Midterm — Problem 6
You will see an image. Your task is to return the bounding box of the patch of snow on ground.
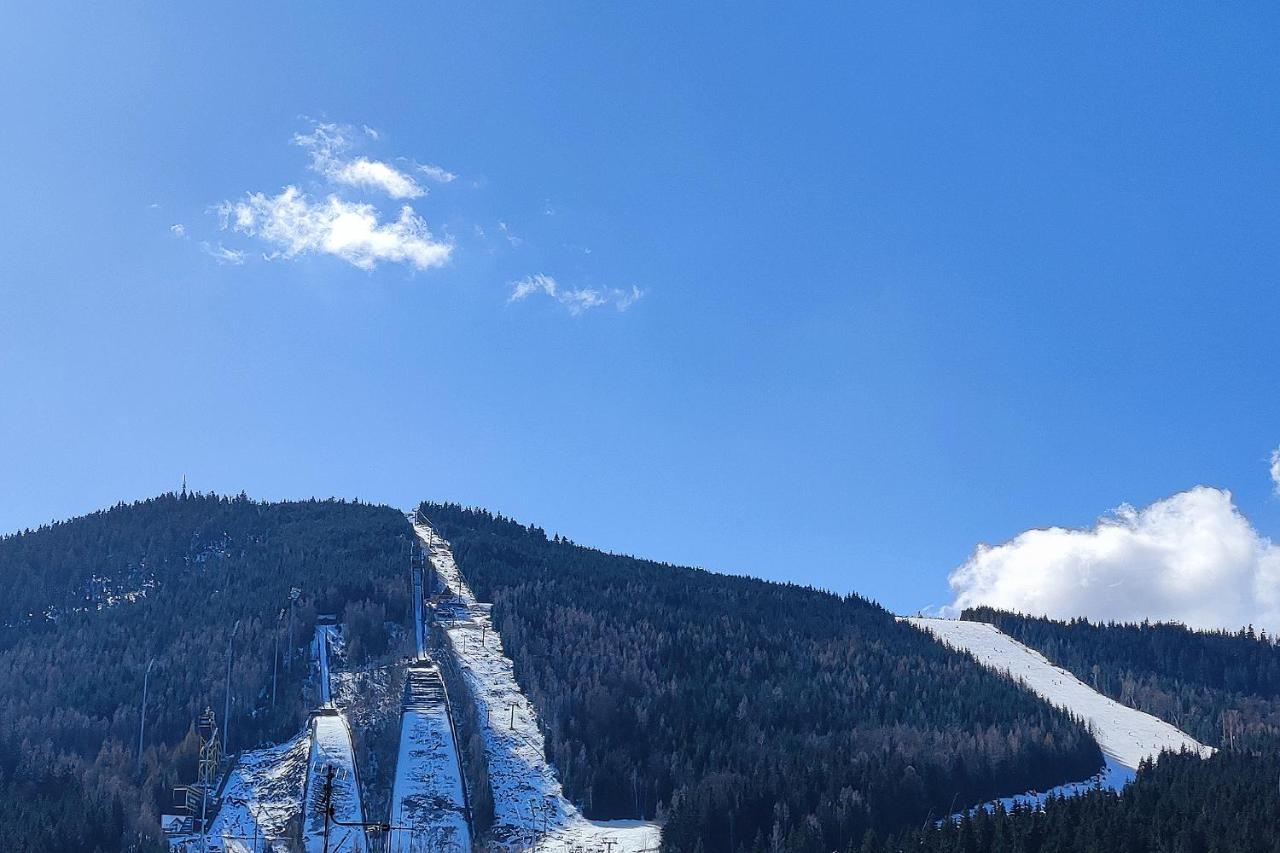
[904,617,1212,814]
[412,522,661,853]
[207,730,310,852]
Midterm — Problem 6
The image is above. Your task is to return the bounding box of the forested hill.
[963,607,1280,748]
[421,502,1103,853]
[0,493,414,851]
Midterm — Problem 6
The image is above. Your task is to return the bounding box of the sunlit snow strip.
[904,617,1211,814]
[411,522,662,853]
[413,519,477,604]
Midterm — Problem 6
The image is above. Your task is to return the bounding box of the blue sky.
[1,3,1278,618]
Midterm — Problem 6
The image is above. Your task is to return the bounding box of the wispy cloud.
[169,224,186,238]
[944,486,1280,633]
[497,221,523,247]
[294,122,424,200]
[418,163,458,184]
[201,242,246,265]
[508,273,644,316]
[218,187,451,272]
[1270,447,1280,495]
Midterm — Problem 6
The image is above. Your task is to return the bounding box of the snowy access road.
[389,662,472,853]
[905,617,1212,810]
[411,521,661,853]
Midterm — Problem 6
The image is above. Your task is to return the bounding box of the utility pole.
[322,765,334,853]
[320,763,390,852]
[137,657,156,772]
[223,619,241,754]
[272,608,284,708]
[286,586,301,671]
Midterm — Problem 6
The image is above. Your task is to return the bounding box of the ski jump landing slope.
[412,519,661,853]
[905,617,1212,810]
[389,662,472,853]
[301,623,368,853]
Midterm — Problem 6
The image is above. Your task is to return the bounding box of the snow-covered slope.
[905,617,1212,810]
[413,520,661,853]
[389,661,472,852]
[413,519,476,604]
[207,731,310,852]
[302,713,368,853]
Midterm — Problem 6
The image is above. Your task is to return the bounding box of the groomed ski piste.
[413,519,662,853]
[904,617,1213,814]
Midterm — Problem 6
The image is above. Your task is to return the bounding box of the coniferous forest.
[886,743,1280,853]
[6,494,1280,852]
[421,503,1103,853]
[0,493,413,851]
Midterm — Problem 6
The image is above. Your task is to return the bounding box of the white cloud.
[219,186,452,272]
[169,223,186,238]
[201,242,246,265]
[329,157,424,199]
[1270,447,1280,495]
[507,273,644,316]
[497,221,523,247]
[944,486,1280,633]
[418,163,458,183]
[294,122,424,199]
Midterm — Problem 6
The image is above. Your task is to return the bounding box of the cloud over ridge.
[945,485,1280,634]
